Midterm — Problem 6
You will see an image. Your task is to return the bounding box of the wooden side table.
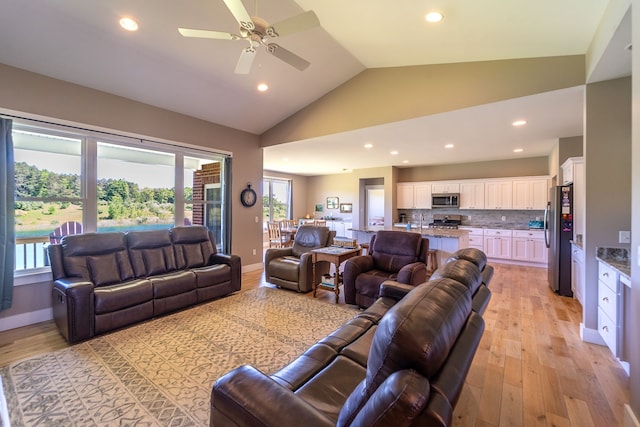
[311,246,361,303]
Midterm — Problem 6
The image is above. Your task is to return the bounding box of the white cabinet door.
[343,222,353,238]
[333,222,346,237]
[484,236,511,259]
[512,178,548,210]
[571,245,584,306]
[431,182,460,194]
[397,182,431,208]
[511,230,547,263]
[414,183,432,208]
[484,180,513,209]
[397,183,415,209]
[459,182,485,209]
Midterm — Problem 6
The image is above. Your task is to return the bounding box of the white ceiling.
[0,0,631,176]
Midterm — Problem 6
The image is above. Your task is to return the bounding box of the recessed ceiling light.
[257,83,269,92]
[445,143,454,149]
[390,150,399,155]
[425,12,444,23]
[364,143,373,149]
[513,148,524,153]
[512,120,527,127]
[119,17,139,32]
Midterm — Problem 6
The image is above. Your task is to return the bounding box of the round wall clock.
[240,184,257,207]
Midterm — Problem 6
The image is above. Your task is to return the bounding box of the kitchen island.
[350,226,470,266]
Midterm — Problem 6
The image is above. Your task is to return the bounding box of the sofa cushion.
[61,232,135,281]
[126,229,177,277]
[150,270,196,298]
[370,231,422,273]
[171,226,217,269]
[143,248,168,276]
[94,279,153,314]
[192,264,231,288]
[87,254,121,286]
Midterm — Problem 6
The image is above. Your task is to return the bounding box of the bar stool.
[360,243,369,256]
[428,249,438,274]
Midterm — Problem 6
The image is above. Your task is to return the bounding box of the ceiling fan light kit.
[179,0,319,74]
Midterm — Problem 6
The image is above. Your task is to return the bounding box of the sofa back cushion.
[448,248,488,271]
[338,278,471,424]
[127,229,177,277]
[291,226,332,258]
[60,232,135,285]
[171,226,216,268]
[370,231,422,273]
[430,258,483,295]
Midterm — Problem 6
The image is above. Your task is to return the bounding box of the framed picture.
[315,203,324,213]
[326,197,339,209]
[339,203,353,213]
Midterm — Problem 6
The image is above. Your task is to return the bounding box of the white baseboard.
[0,307,53,332]
[580,323,606,345]
[625,404,640,427]
[242,262,263,273]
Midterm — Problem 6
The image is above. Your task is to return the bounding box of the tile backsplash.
[398,208,545,229]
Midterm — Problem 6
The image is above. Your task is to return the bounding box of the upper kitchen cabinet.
[431,182,460,194]
[512,177,548,210]
[459,181,485,209]
[562,157,585,239]
[484,180,513,210]
[562,157,583,185]
[397,182,432,209]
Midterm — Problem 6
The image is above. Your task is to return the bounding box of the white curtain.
[0,118,15,310]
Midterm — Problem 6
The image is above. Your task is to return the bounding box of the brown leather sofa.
[48,225,241,343]
[210,254,491,427]
[342,230,429,308]
[264,225,335,293]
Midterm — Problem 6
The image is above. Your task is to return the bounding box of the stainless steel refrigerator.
[544,185,573,297]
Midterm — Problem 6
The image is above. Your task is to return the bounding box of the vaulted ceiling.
[0,1,631,175]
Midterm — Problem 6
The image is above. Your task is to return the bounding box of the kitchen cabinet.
[397,182,431,209]
[483,228,512,259]
[512,230,547,263]
[512,177,548,210]
[459,182,485,209]
[431,182,460,194]
[326,220,353,238]
[571,244,584,306]
[460,227,484,250]
[484,180,513,209]
[598,261,622,357]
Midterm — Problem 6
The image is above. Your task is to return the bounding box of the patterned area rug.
[1,288,359,426]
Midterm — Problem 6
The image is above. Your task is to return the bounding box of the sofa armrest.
[396,262,428,285]
[264,248,294,279]
[52,278,95,343]
[210,253,242,290]
[379,280,417,301]
[211,365,334,427]
[342,256,375,304]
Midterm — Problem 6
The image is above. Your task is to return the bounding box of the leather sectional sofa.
[210,248,492,427]
[48,225,241,343]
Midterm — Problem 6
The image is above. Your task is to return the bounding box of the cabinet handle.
[603,272,609,278]
[602,326,609,332]
[602,297,609,302]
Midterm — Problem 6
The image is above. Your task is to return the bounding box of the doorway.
[366,185,385,226]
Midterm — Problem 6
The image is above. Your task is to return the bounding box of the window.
[12,121,230,274]
[263,178,291,226]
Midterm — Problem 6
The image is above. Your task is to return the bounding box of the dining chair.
[267,221,292,248]
[314,219,326,226]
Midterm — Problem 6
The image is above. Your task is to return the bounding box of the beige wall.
[261,56,585,146]
[629,0,639,416]
[583,77,632,344]
[397,156,549,182]
[0,63,265,323]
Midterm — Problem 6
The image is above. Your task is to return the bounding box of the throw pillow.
[87,253,121,286]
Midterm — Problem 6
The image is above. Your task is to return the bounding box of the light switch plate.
[619,230,631,244]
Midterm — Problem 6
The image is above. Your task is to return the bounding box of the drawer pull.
[602,297,609,302]
[602,326,609,332]
[603,272,609,278]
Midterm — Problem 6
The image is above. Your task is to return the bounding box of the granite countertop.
[350,226,469,239]
[462,224,535,230]
[570,240,584,250]
[596,246,630,279]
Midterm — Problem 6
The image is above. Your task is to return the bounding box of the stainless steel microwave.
[431,193,460,208]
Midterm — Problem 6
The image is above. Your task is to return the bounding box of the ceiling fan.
[178,0,320,74]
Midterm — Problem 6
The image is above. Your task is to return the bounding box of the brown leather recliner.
[342,231,429,308]
[264,225,335,293]
[210,276,484,427]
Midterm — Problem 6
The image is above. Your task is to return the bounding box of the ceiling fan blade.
[235,47,256,74]
[178,28,238,40]
[266,43,310,71]
[223,0,254,31]
[268,10,320,38]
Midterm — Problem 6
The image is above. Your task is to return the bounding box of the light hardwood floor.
[0,264,630,426]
